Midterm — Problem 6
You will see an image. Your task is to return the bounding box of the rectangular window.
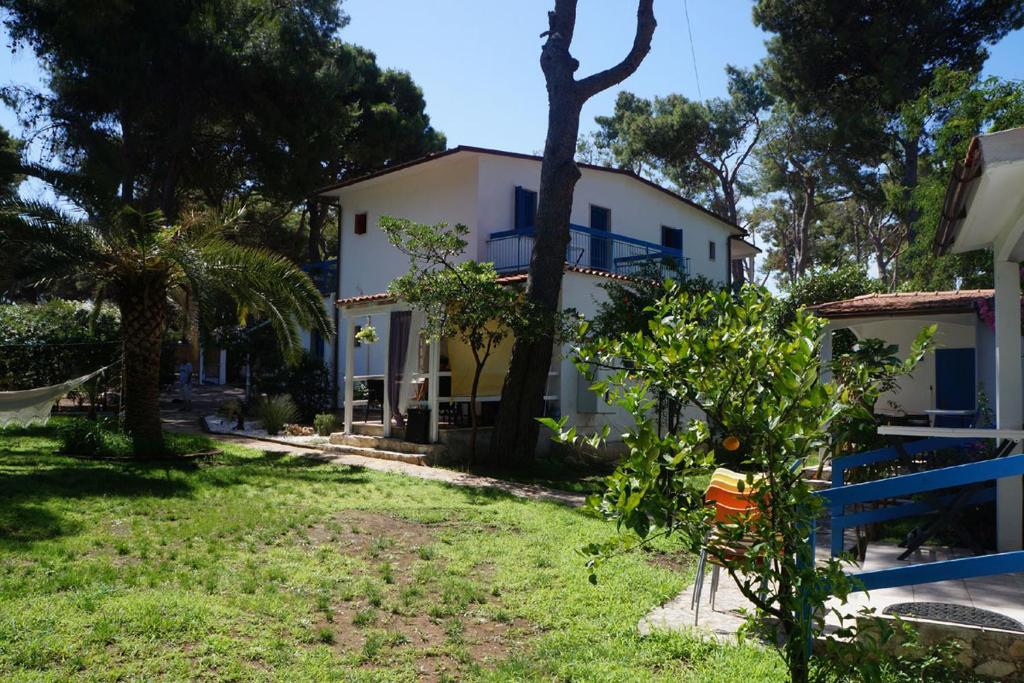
[514,186,537,230]
[661,226,682,251]
[354,212,368,235]
[708,240,717,261]
[590,205,611,270]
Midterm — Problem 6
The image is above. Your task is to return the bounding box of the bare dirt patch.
[305,510,534,681]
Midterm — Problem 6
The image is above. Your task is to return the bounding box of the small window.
[354,212,368,235]
[514,187,537,230]
[708,240,717,261]
[661,226,682,251]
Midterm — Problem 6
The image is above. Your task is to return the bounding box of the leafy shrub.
[59,418,129,457]
[217,400,243,421]
[256,352,332,422]
[256,395,299,435]
[313,413,338,436]
[0,300,120,392]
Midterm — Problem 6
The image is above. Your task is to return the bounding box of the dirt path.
[160,387,585,507]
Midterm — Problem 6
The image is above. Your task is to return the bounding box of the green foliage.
[255,394,299,436]
[380,217,534,460]
[0,0,444,246]
[594,67,772,224]
[773,264,884,332]
[256,352,333,423]
[0,300,121,391]
[829,331,935,459]
[313,413,338,437]
[59,418,127,458]
[898,69,1024,290]
[545,285,931,683]
[354,324,379,345]
[590,261,717,340]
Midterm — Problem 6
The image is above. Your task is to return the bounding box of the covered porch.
[338,294,558,447]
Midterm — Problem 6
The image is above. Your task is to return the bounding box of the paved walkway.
[160,385,585,507]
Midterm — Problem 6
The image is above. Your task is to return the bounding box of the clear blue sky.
[2,1,1024,158]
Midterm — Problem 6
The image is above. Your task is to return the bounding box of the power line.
[683,0,703,100]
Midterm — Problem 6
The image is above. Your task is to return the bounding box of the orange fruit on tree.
[723,436,740,451]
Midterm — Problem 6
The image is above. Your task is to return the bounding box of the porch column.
[343,314,355,434]
[994,258,1024,551]
[820,322,833,384]
[428,337,440,443]
[380,313,392,437]
[218,349,228,385]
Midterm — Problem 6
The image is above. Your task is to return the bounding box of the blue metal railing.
[302,259,337,296]
[815,438,1024,592]
[825,437,985,557]
[486,224,689,277]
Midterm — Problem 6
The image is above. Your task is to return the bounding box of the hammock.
[0,365,114,428]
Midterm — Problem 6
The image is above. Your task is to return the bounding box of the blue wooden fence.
[818,438,1024,592]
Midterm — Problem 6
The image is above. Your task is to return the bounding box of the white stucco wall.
[474,153,735,283]
[834,313,980,415]
[329,148,739,427]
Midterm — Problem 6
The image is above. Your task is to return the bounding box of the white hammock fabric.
[0,365,113,428]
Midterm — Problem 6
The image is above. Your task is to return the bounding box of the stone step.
[351,423,385,437]
[323,443,432,466]
[328,432,439,456]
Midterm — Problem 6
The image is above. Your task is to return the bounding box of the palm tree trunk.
[118,276,168,456]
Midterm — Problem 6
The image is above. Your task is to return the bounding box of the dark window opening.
[514,186,537,230]
[590,205,611,270]
[708,240,717,261]
[661,226,683,251]
[354,212,368,235]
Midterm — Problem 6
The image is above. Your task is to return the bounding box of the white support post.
[218,349,227,385]
[343,315,355,434]
[820,322,833,384]
[428,337,440,443]
[381,314,392,437]
[994,258,1024,552]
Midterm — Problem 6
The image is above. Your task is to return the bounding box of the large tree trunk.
[118,274,169,456]
[489,0,656,465]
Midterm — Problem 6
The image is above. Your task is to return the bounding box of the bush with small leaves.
[313,413,338,436]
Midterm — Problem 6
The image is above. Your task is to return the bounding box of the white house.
[813,290,998,423]
[310,145,757,451]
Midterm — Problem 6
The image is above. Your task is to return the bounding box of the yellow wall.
[447,327,514,397]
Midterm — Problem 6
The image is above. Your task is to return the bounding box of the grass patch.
[0,422,788,681]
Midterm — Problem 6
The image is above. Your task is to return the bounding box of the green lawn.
[0,423,785,682]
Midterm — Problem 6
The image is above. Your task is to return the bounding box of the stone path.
[160,387,585,508]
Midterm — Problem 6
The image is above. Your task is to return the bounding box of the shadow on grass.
[0,427,371,548]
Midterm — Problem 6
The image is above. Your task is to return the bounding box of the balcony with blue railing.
[485,224,689,277]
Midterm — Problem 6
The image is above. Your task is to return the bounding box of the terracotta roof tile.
[336,266,632,308]
[812,290,993,318]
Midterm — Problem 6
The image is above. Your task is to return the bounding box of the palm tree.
[2,202,332,455]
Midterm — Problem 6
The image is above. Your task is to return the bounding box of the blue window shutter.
[514,187,537,230]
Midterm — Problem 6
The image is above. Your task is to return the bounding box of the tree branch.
[575,0,656,101]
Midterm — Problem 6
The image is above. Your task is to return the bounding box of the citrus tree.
[544,284,931,682]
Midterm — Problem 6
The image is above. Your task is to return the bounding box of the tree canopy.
[0,0,444,260]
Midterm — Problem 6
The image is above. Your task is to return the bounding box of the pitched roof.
[312,145,744,235]
[811,290,992,319]
[336,265,633,308]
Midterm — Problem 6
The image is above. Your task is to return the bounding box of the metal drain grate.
[883,602,1024,632]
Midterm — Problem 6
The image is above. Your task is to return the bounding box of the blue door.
[590,206,611,271]
[935,348,975,423]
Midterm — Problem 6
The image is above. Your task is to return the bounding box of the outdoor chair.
[692,468,766,625]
